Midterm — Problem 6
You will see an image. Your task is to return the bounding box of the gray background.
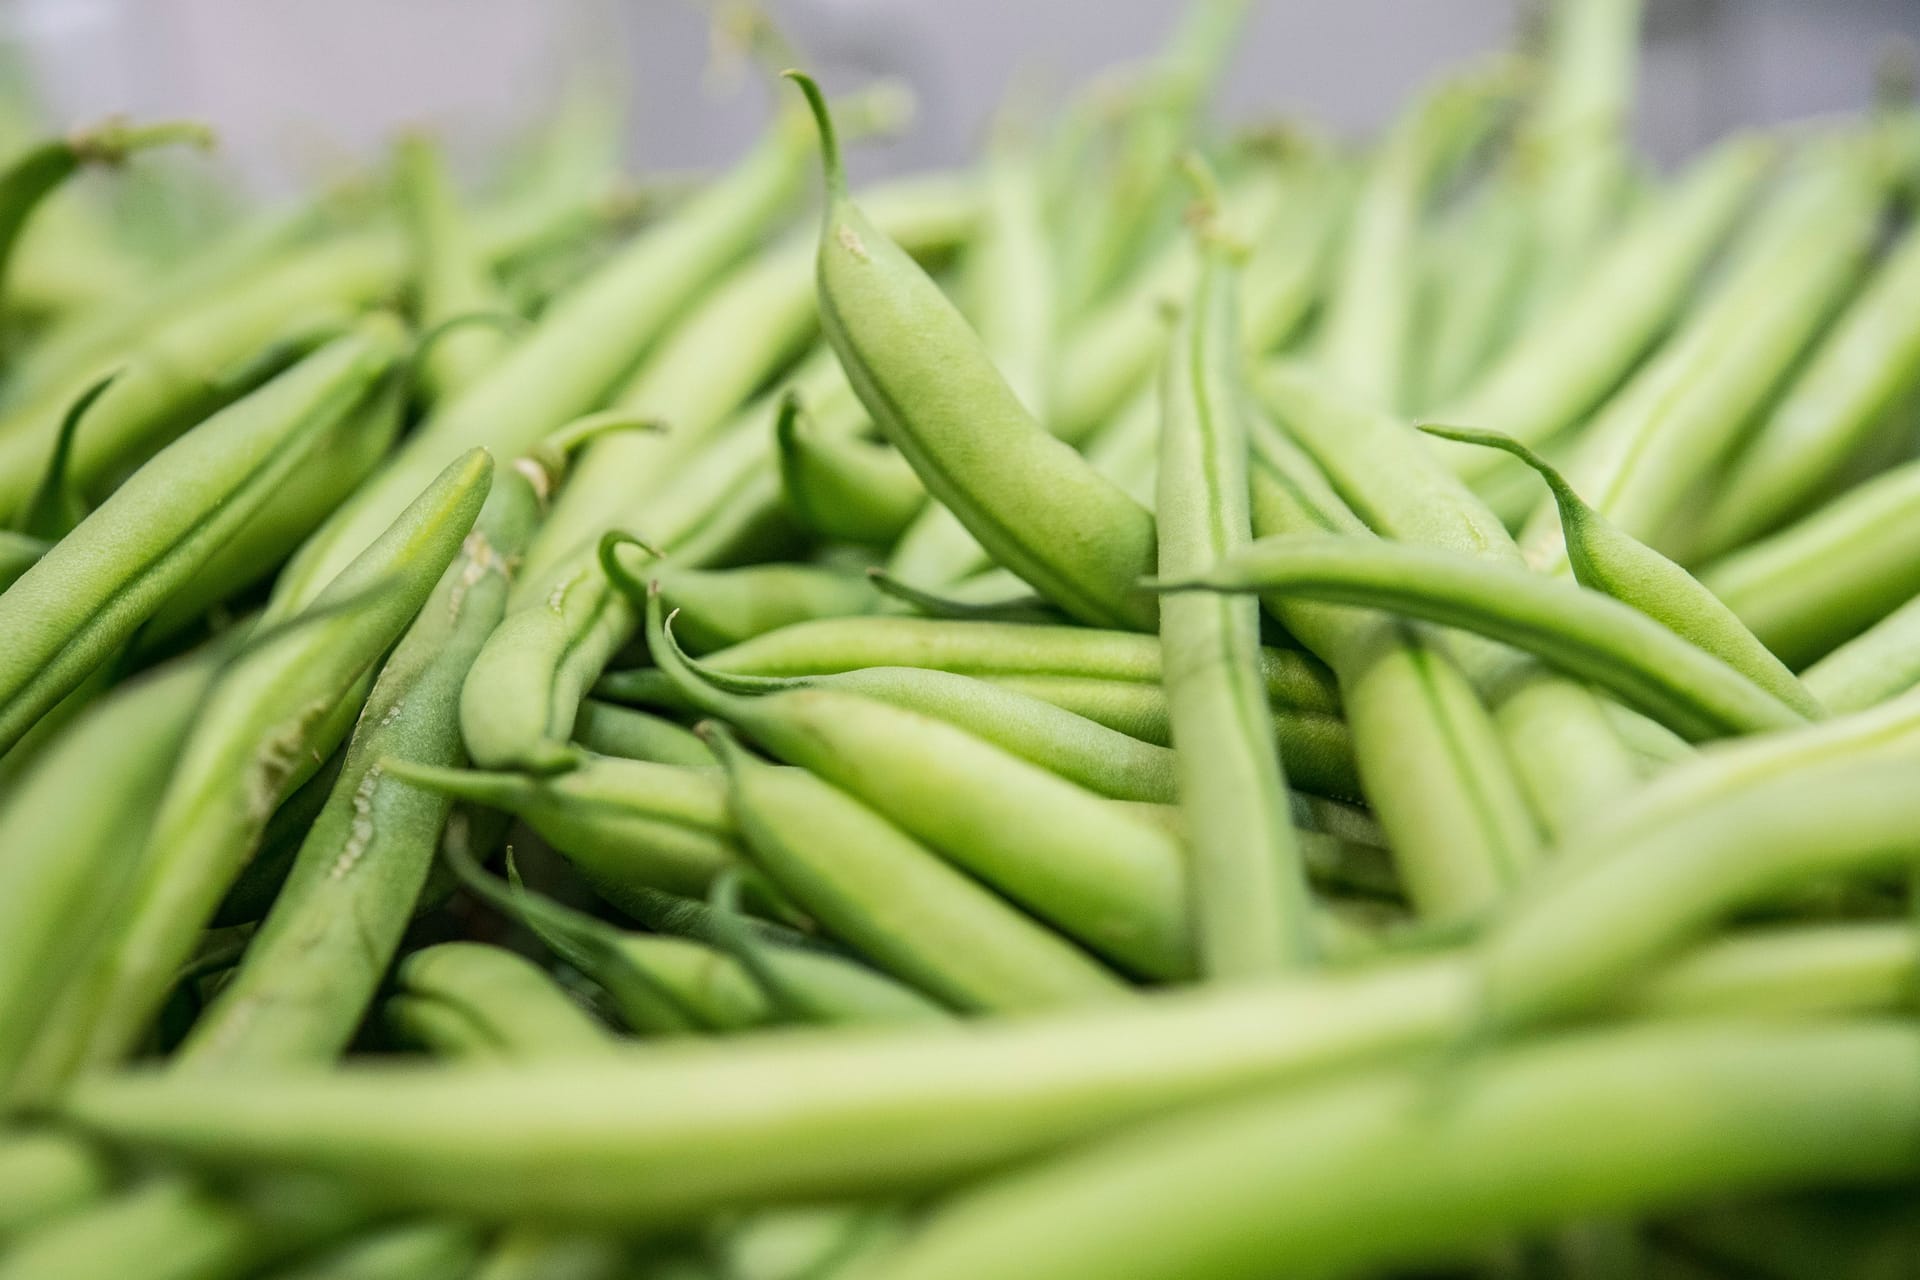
[8,0,1920,193]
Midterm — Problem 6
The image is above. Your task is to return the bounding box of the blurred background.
[5,0,1919,196]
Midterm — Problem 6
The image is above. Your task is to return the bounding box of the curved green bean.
[1154,533,1810,740]
[793,72,1159,630]
[58,449,492,1078]
[774,391,921,545]
[708,725,1128,1010]
[1424,422,1819,716]
[642,579,1192,978]
[0,318,402,755]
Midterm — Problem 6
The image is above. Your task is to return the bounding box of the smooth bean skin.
[1159,534,1809,742]
[795,74,1160,631]
[0,236,402,525]
[1156,219,1316,975]
[1425,135,1774,487]
[1702,456,1920,668]
[0,1175,360,1280]
[594,931,945,1034]
[657,562,882,654]
[710,728,1129,1012]
[274,106,816,611]
[0,646,217,1099]
[1523,142,1886,567]
[1259,360,1644,839]
[54,927,1912,1228]
[136,383,404,647]
[0,318,403,756]
[458,353,851,774]
[1246,442,1537,917]
[262,1220,483,1280]
[775,391,922,546]
[179,466,541,1068]
[62,450,493,1078]
[571,699,710,765]
[0,1131,116,1242]
[1801,591,1920,712]
[647,587,1194,978]
[1316,62,1516,410]
[595,665,1360,799]
[386,943,617,1060]
[1477,757,1920,1033]
[395,134,515,404]
[856,1024,1920,1280]
[1425,423,1819,717]
[624,614,1341,713]
[385,757,742,908]
[1696,208,1920,555]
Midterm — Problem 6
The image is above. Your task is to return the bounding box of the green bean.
[0,318,402,755]
[643,581,1192,978]
[178,464,540,1067]
[521,160,969,590]
[866,569,1061,626]
[775,391,922,545]
[571,698,709,765]
[0,236,400,523]
[1697,224,1920,554]
[0,643,218,1099]
[272,105,816,611]
[605,613,1340,713]
[0,1131,115,1241]
[385,942,616,1060]
[793,72,1159,631]
[1423,135,1773,489]
[452,843,943,1031]
[1155,534,1810,741]
[1621,922,1919,1021]
[1523,141,1887,565]
[56,927,1913,1227]
[1701,456,1920,667]
[471,1230,628,1280]
[1407,180,1531,413]
[0,1174,361,1280]
[0,118,210,328]
[1056,0,1252,312]
[707,725,1128,1010]
[877,123,1067,592]
[1425,422,1820,716]
[658,560,882,654]
[1801,591,1920,712]
[1315,61,1516,410]
[1247,430,1539,915]
[137,378,403,647]
[457,349,855,773]
[857,1023,1920,1280]
[1258,362,1654,835]
[1518,0,1643,311]
[395,134,514,403]
[1156,186,1316,975]
[384,756,742,908]
[1478,756,1920,1032]
[263,1221,483,1280]
[50,449,491,1079]
[1047,155,1324,451]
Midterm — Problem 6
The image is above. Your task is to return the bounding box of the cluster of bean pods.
[4,0,1920,1276]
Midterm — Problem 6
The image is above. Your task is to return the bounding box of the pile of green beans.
[8,2,1920,1275]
